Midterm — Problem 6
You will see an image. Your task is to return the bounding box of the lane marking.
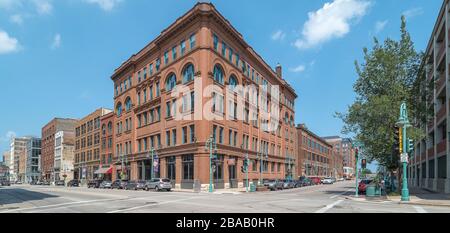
[330,189,354,199]
[0,198,119,213]
[107,196,201,213]
[315,200,343,213]
[413,205,427,213]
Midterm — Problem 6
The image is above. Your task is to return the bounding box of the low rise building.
[54,131,75,182]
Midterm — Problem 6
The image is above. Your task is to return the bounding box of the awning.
[94,167,113,174]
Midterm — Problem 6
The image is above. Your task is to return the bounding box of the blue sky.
[0,0,443,170]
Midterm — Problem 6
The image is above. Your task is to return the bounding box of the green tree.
[336,16,428,186]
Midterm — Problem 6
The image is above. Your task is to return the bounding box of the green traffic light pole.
[355,149,359,197]
[241,144,249,193]
[150,147,155,180]
[397,102,410,202]
[205,136,216,193]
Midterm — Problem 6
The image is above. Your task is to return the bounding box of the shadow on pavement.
[0,188,58,206]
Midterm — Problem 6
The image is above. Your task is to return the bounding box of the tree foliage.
[337,16,426,171]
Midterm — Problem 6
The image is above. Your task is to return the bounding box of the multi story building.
[110,2,297,190]
[409,0,450,193]
[296,124,334,178]
[74,108,112,182]
[323,136,346,179]
[54,131,75,182]
[9,137,29,182]
[342,138,356,170]
[18,148,26,182]
[99,112,115,181]
[41,118,78,181]
[25,137,41,183]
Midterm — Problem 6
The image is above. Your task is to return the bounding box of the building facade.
[323,136,346,179]
[10,137,29,182]
[74,108,112,182]
[25,137,41,183]
[296,124,334,178]
[409,0,450,193]
[100,112,115,181]
[110,3,297,190]
[41,118,78,181]
[341,138,356,171]
[54,131,75,182]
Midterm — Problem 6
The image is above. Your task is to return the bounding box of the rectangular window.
[180,40,186,56]
[156,107,161,121]
[143,89,147,103]
[234,131,237,147]
[144,137,148,151]
[156,58,161,71]
[229,130,233,146]
[229,47,233,62]
[143,68,147,80]
[149,85,153,100]
[138,114,142,127]
[156,82,160,97]
[182,155,194,180]
[235,53,240,67]
[172,129,177,146]
[182,127,187,144]
[219,127,224,144]
[164,51,169,65]
[190,125,195,143]
[149,64,153,75]
[172,46,177,60]
[213,34,218,51]
[222,41,227,57]
[166,131,170,147]
[166,101,171,118]
[191,91,195,111]
[172,99,177,117]
[190,34,196,49]
[213,125,217,143]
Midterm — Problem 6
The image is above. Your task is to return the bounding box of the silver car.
[145,178,172,191]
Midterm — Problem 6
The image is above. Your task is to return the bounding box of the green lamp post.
[396,101,411,202]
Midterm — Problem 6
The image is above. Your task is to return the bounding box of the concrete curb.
[386,196,450,207]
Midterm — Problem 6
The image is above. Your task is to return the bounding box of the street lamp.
[396,101,411,202]
[205,135,217,193]
[147,147,158,180]
[240,143,249,193]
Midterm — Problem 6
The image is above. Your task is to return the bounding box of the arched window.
[229,75,238,91]
[182,64,195,84]
[165,73,177,91]
[102,124,106,136]
[213,64,224,84]
[107,122,112,134]
[116,102,122,117]
[125,97,132,111]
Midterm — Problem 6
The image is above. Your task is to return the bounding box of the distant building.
[25,137,41,183]
[41,118,78,181]
[100,112,115,181]
[10,137,29,182]
[322,136,346,179]
[74,108,112,182]
[54,131,75,182]
[297,124,333,178]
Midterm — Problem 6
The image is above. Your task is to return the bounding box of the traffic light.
[407,139,414,153]
[393,126,400,156]
[355,148,359,158]
[361,159,367,169]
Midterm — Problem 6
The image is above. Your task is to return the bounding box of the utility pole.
[396,101,410,202]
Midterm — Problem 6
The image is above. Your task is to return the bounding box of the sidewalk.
[386,187,450,207]
[171,188,246,194]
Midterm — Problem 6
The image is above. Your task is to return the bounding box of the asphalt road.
[1,181,449,213]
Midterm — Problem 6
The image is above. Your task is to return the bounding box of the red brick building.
[100,112,115,180]
[41,118,78,180]
[110,3,297,190]
[296,124,334,178]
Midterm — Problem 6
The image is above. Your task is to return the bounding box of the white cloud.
[0,0,22,10]
[294,0,372,50]
[0,131,16,142]
[271,30,286,41]
[0,30,20,54]
[51,33,61,50]
[84,0,123,11]
[10,14,24,25]
[374,20,388,33]
[402,7,423,19]
[33,0,52,15]
[289,65,306,73]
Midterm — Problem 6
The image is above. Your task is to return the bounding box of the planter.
[366,184,382,197]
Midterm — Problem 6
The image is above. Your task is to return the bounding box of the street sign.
[401,153,409,163]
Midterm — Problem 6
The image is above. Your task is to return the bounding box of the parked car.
[15,181,23,185]
[55,180,65,186]
[282,179,295,189]
[322,177,334,184]
[145,178,172,191]
[125,180,146,190]
[310,177,322,185]
[111,180,128,189]
[297,177,312,187]
[67,179,79,187]
[0,180,10,186]
[100,180,113,189]
[87,180,103,189]
[264,180,283,191]
[358,179,373,194]
[331,177,337,183]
